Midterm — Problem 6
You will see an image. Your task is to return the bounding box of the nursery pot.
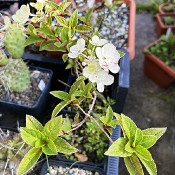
[0,66,53,130]
[143,39,175,88]
[40,160,105,175]
[159,3,175,15]
[156,13,175,37]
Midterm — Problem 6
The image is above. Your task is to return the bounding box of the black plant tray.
[22,52,70,91]
[0,66,53,130]
[56,49,130,175]
[40,160,105,175]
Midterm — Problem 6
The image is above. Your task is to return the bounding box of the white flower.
[37,0,45,3]
[89,35,108,46]
[87,0,95,8]
[68,38,86,58]
[105,0,113,6]
[83,66,114,92]
[96,43,120,73]
[12,5,30,24]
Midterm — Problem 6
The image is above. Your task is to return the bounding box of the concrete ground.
[119,13,175,175]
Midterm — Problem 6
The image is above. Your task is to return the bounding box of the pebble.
[46,165,100,175]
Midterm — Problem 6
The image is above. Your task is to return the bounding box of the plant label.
[38,80,45,91]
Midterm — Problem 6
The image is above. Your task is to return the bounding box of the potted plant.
[0,2,166,175]
[0,6,53,129]
[156,13,175,36]
[159,1,175,15]
[143,33,175,88]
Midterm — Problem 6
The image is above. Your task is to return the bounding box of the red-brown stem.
[75,59,83,70]
[82,33,91,38]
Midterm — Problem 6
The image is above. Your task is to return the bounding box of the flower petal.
[102,43,120,60]
[109,64,120,73]
[83,67,90,78]
[68,52,78,58]
[98,39,108,46]
[95,47,103,59]
[77,38,85,51]
[97,82,104,92]
[70,45,78,52]
[103,74,114,85]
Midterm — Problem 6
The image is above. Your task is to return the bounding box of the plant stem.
[46,154,51,175]
[75,104,114,144]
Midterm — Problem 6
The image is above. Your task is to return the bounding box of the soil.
[0,69,50,107]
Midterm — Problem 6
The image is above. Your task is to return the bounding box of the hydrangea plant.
[0,1,167,175]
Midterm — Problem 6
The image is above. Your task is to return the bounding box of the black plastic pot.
[40,160,105,175]
[57,49,130,175]
[0,66,53,130]
[22,52,70,91]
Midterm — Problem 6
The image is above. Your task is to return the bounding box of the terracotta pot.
[142,39,175,88]
[159,3,175,15]
[156,13,175,37]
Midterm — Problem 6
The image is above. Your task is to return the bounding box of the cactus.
[0,59,30,92]
[0,130,31,175]
[4,29,26,59]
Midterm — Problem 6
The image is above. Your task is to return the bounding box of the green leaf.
[24,36,44,46]
[106,106,113,123]
[133,128,143,147]
[62,54,68,62]
[105,137,132,157]
[54,137,78,154]
[39,40,52,51]
[59,117,72,138]
[26,115,43,132]
[114,113,127,137]
[135,145,152,161]
[84,82,92,94]
[17,148,42,175]
[142,128,167,140]
[61,27,69,43]
[69,77,85,95]
[40,42,66,52]
[53,26,62,37]
[109,119,119,128]
[75,25,92,33]
[125,141,135,153]
[69,10,78,27]
[118,51,126,58]
[58,1,71,13]
[35,139,45,148]
[52,100,71,118]
[50,91,71,101]
[27,24,35,33]
[46,1,59,10]
[55,16,69,28]
[85,8,93,22]
[37,27,56,39]
[121,114,137,142]
[43,116,62,140]
[20,128,44,146]
[124,154,144,175]
[139,157,157,175]
[139,135,157,149]
[47,16,52,26]
[42,139,57,155]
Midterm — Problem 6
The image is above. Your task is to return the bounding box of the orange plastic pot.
[156,13,175,37]
[159,3,175,15]
[142,39,175,88]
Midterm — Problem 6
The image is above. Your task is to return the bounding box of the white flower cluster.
[68,35,121,92]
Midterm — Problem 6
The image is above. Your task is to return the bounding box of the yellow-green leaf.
[75,25,92,33]
[69,10,78,27]
[43,116,62,140]
[17,148,42,175]
[124,154,144,175]
[54,137,78,154]
[55,16,69,28]
[50,91,71,101]
[135,145,152,161]
[139,157,157,175]
[133,128,143,147]
[26,115,43,132]
[105,137,132,157]
[42,139,57,155]
[121,114,137,142]
[139,135,157,149]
